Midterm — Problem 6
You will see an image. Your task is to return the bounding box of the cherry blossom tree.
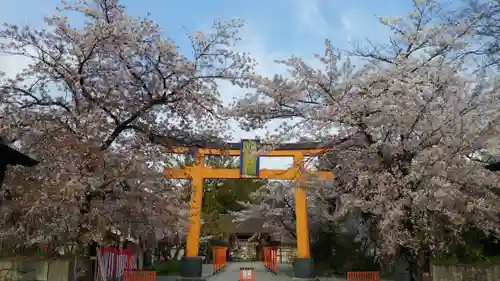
[0,0,254,149]
[0,0,255,253]
[451,0,500,74]
[233,180,334,240]
[0,128,187,254]
[230,0,500,278]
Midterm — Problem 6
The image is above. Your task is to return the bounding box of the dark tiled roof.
[218,215,296,244]
[485,162,500,171]
[0,142,39,188]
[218,215,277,233]
[262,198,286,208]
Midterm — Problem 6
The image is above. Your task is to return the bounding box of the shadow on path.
[156,264,213,281]
[206,262,289,281]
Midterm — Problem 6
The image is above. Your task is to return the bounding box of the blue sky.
[0,0,412,46]
[0,0,415,168]
[0,0,414,79]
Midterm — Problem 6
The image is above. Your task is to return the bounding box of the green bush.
[432,255,500,266]
[149,260,181,276]
[432,228,500,266]
[311,226,379,275]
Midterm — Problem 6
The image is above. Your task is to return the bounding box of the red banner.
[96,247,138,281]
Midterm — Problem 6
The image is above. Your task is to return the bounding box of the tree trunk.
[143,248,153,268]
[394,248,423,281]
[173,244,185,260]
[160,245,170,262]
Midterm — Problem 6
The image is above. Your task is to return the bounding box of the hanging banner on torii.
[239,139,260,178]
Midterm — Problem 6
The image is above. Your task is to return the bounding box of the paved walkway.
[157,262,383,281]
[207,262,290,281]
[206,262,385,281]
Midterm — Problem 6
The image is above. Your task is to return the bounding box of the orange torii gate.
[164,140,334,281]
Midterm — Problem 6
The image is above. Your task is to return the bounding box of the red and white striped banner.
[95,247,138,281]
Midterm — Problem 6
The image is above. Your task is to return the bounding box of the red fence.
[212,246,227,274]
[263,247,278,274]
[123,270,156,281]
[347,271,380,281]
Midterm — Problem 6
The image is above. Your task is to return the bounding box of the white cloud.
[292,0,328,38]
[218,23,289,105]
[213,24,313,170]
[336,8,393,48]
[0,55,16,78]
[341,15,354,32]
[338,14,358,43]
[341,14,355,41]
[0,0,41,78]
[217,23,291,144]
[0,50,33,78]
